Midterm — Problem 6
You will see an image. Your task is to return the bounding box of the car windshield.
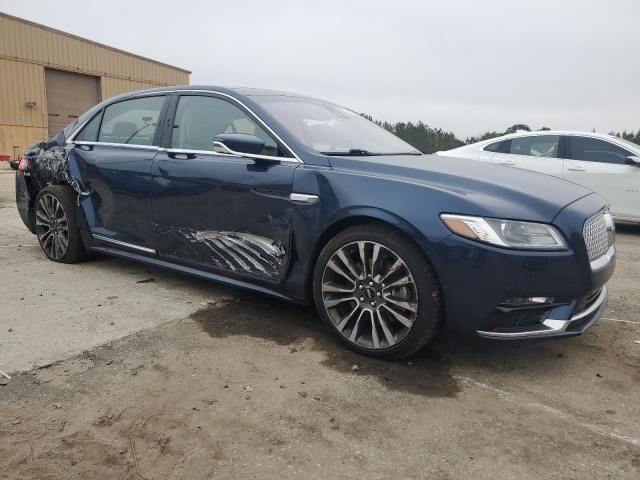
[251,95,420,156]
[614,136,640,153]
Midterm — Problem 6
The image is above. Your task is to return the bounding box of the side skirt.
[88,244,308,305]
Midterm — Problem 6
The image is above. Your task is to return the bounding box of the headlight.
[440,214,567,250]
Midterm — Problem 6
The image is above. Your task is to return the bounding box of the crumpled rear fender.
[17,142,91,234]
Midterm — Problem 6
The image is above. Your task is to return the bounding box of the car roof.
[110,85,317,100]
[438,129,639,155]
[482,130,625,143]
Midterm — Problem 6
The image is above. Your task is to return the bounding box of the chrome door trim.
[289,193,319,204]
[66,89,303,163]
[92,234,157,255]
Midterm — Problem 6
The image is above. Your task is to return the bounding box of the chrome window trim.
[69,140,160,151]
[92,234,157,255]
[66,142,300,164]
[161,147,300,164]
[66,89,303,163]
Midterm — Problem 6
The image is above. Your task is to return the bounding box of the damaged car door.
[151,93,299,281]
[69,95,168,249]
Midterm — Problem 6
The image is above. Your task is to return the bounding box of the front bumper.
[476,285,607,339]
[429,193,615,340]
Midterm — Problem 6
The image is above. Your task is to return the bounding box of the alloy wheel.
[35,193,70,260]
[321,241,419,349]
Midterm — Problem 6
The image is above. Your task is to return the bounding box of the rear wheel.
[34,185,87,264]
[313,223,443,358]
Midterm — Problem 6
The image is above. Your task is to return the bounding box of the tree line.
[362,114,640,154]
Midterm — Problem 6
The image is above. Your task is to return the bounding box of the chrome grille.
[583,212,610,261]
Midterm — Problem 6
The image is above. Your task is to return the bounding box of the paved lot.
[1,166,639,479]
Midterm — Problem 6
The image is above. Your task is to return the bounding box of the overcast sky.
[1,0,638,138]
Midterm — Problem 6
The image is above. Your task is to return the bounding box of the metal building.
[0,12,190,160]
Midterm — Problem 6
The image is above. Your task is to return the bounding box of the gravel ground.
[1,170,639,479]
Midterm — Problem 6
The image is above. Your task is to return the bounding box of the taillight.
[17,156,30,175]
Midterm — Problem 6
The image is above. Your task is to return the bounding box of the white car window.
[568,137,633,165]
[483,140,508,152]
[509,136,559,158]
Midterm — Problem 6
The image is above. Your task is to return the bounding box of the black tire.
[313,223,443,359]
[34,185,87,264]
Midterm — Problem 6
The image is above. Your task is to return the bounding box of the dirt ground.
[1,166,639,479]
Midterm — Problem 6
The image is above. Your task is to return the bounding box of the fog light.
[503,297,553,306]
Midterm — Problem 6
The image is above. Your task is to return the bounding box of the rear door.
[69,95,168,250]
[151,93,299,282]
[563,135,639,220]
[490,135,564,177]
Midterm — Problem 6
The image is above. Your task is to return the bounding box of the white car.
[437,131,640,223]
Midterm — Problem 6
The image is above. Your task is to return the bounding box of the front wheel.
[34,185,87,264]
[313,223,443,358]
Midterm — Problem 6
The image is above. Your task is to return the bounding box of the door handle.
[168,152,196,160]
[567,167,586,172]
[499,161,516,166]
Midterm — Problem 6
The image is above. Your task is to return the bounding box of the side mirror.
[626,156,640,167]
[212,133,265,156]
[9,159,19,171]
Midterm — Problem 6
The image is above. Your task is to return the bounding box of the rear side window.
[568,136,632,165]
[74,112,102,142]
[98,96,165,146]
[483,140,508,152]
[509,135,559,157]
[171,95,282,156]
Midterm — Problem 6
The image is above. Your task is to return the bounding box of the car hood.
[327,154,595,223]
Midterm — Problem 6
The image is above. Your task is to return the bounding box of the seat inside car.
[106,121,137,143]
[177,102,230,151]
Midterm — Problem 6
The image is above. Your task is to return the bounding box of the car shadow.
[84,254,590,399]
[192,294,580,399]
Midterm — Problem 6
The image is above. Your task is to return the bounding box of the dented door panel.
[152,152,297,281]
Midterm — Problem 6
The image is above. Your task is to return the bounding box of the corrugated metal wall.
[0,13,190,158]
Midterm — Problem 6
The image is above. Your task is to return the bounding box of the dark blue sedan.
[14,86,616,358]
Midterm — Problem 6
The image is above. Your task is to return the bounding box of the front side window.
[171,96,281,156]
[508,135,560,157]
[98,96,165,146]
[568,136,633,164]
[251,95,420,155]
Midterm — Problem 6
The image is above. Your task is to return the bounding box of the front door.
[152,94,299,281]
[70,95,167,248]
[563,135,640,221]
[490,134,563,178]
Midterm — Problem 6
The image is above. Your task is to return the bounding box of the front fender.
[281,165,454,300]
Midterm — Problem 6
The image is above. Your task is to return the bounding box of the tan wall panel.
[100,77,170,101]
[0,13,189,155]
[0,58,47,127]
[0,125,47,158]
[0,14,190,87]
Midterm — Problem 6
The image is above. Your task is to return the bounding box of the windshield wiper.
[322,149,377,156]
[321,149,422,156]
